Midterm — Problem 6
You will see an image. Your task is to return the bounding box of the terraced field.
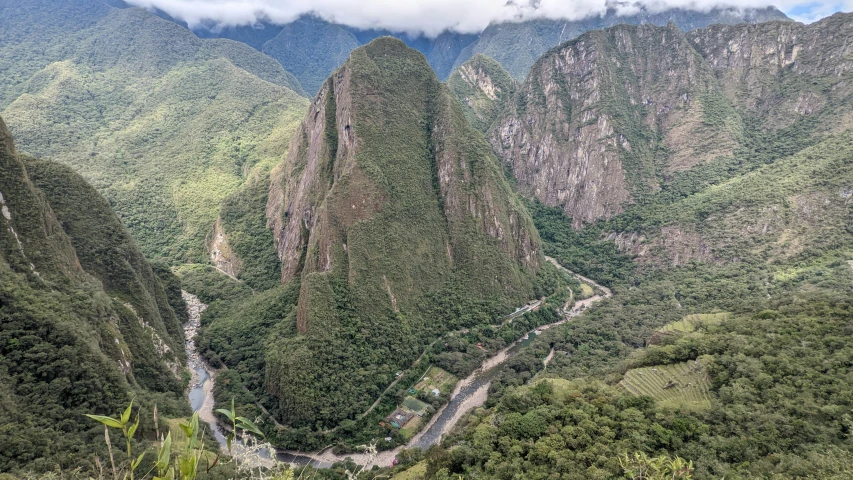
[619,361,713,410]
[660,313,729,334]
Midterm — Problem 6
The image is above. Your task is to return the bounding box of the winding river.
[182,291,229,452]
[183,256,611,469]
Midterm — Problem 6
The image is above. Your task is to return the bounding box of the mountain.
[485,13,853,229]
[260,16,362,96]
[687,13,853,139]
[447,54,517,133]
[452,6,791,79]
[0,115,189,473]
[197,37,543,436]
[392,15,853,480]
[0,0,309,264]
[183,7,788,90]
[490,21,741,227]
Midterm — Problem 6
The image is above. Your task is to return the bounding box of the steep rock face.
[208,217,242,278]
[447,54,517,133]
[264,38,540,426]
[451,6,790,79]
[687,13,853,134]
[492,23,741,227]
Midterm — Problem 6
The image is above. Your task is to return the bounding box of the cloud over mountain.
[124,0,824,36]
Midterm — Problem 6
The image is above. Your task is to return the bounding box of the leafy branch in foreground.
[86,401,213,480]
[215,398,265,455]
[85,399,144,480]
[86,397,293,480]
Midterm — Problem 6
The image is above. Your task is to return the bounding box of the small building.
[431,388,440,397]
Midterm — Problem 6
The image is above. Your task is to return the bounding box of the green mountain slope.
[199,38,543,438]
[447,54,516,133]
[0,0,309,263]
[261,16,362,96]
[0,116,189,474]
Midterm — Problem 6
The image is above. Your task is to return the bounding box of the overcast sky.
[125,0,852,36]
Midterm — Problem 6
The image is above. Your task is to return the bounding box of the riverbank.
[182,291,228,453]
[277,257,612,469]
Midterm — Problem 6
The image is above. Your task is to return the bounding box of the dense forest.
[3,2,853,479]
[0,115,200,476]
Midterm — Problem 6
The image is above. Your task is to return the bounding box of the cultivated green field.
[619,361,712,410]
[659,313,730,334]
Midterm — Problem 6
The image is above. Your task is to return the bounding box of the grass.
[659,313,729,334]
[413,366,457,394]
[392,461,427,480]
[402,397,429,415]
[578,283,595,300]
[619,361,712,410]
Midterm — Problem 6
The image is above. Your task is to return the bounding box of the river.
[182,291,229,452]
[183,256,611,469]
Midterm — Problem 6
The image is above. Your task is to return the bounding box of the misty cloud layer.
[125,0,846,36]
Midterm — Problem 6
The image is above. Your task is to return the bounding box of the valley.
[2,1,853,479]
[190,258,611,468]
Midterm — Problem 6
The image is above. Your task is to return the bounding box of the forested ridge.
[3,3,853,480]
[0,0,309,263]
[0,115,197,475]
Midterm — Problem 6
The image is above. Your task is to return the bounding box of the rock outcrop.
[489,14,853,228]
[492,23,742,227]
[450,6,791,80]
[687,13,853,134]
[447,54,517,133]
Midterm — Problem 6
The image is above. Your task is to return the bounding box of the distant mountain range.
[145,4,790,94]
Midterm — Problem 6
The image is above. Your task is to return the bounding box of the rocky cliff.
[263,37,541,427]
[487,14,853,228]
[450,6,790,80]
[447,54,516,133]
[687,13,853,135]
[491,23,742,227]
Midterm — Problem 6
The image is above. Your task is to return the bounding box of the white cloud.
[123,0,846,36]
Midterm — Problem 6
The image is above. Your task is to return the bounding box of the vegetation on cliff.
[0,116,191,475]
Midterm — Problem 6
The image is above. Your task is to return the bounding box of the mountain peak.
[263,36,540,427]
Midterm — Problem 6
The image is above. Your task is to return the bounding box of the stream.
[182,257,611,469]
[182,291,229,452]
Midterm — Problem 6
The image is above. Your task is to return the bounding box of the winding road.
[185,256,612,470]
[276,256,612,469]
